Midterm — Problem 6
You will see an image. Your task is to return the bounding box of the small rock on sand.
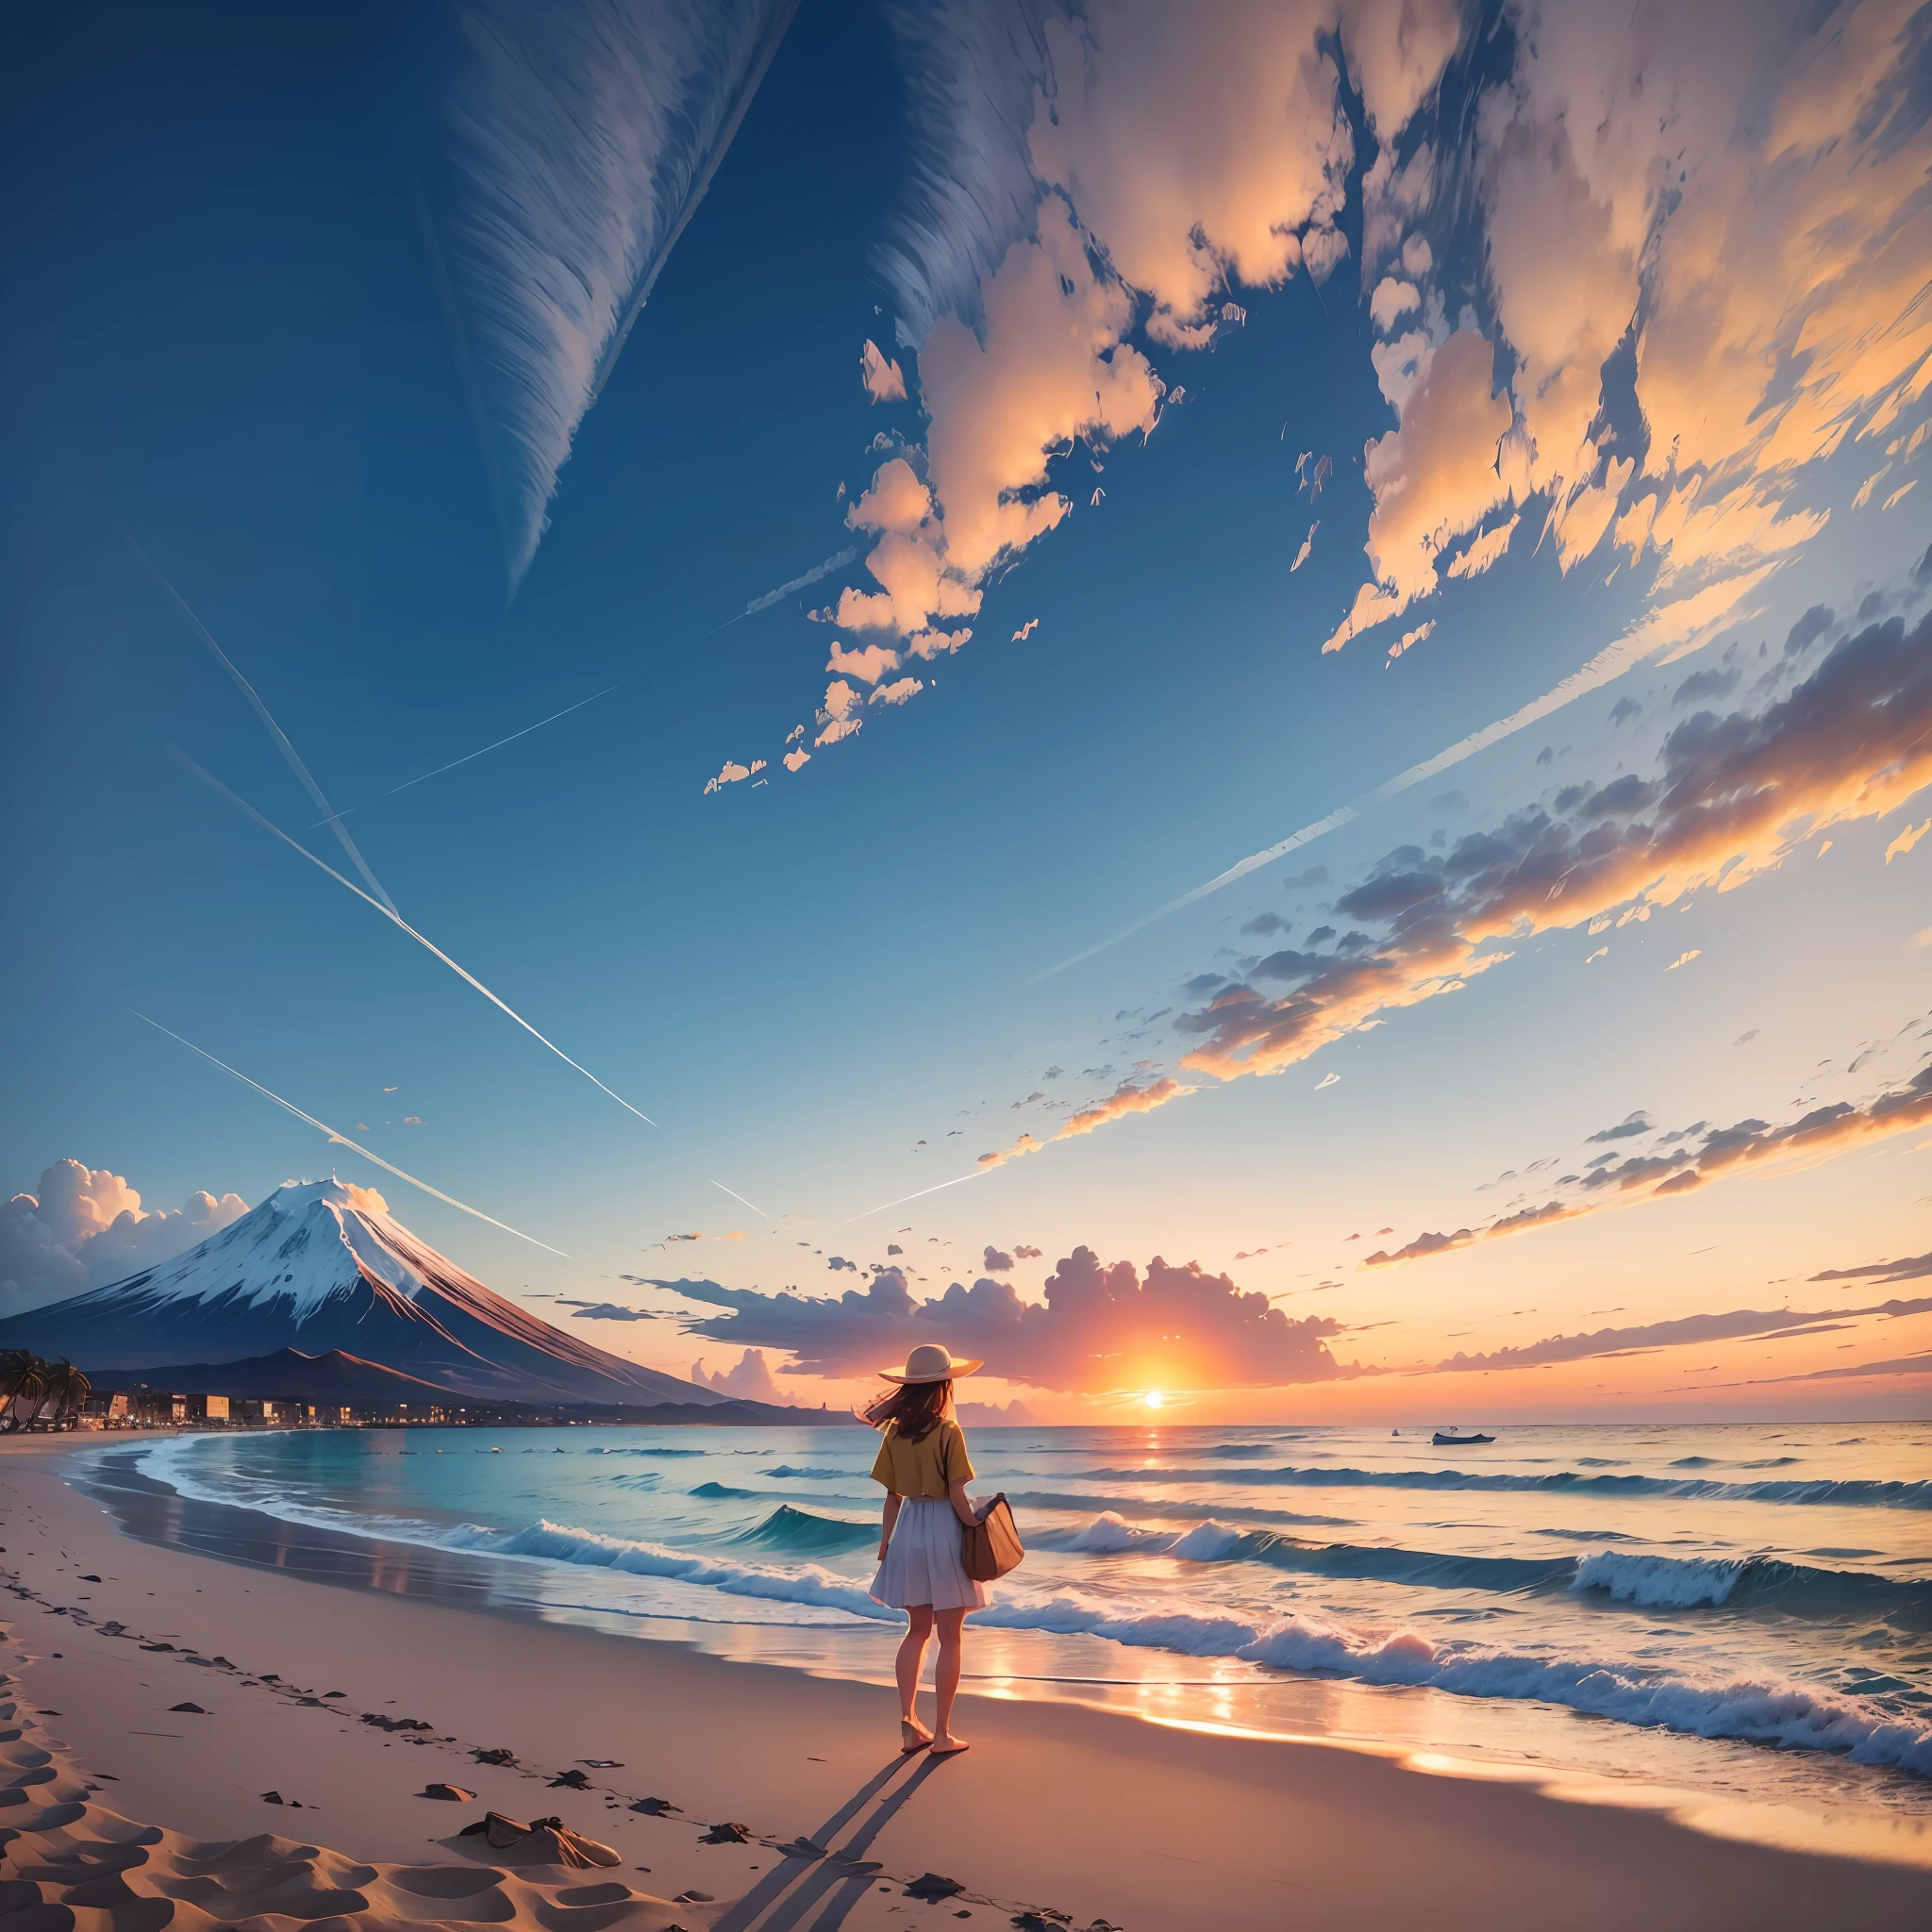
[168,1703,207,1715]
[422,1784,475,1802]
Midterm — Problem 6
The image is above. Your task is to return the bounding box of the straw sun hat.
[878,1342,983,1383]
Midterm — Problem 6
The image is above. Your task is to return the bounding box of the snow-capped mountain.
[0,1179,723,1407]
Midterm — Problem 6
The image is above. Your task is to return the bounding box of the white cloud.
[845,458,930,536]
[859,338,908,404]
[1369,276,1421,332]
[2,1160,248,1310]
[870,676,924,706]
[692,1346,785,1401]
[921,196,1163,577]
[1884,820,1929,864]
[704,760,752,794]
[1444,513,1519,580]
[1291,523,1318,572]
[1028,2,1361,347]
[1327,1,1932,658]
[1324,329,1516,651]
[826,640,901,684]
[783,747,810,773]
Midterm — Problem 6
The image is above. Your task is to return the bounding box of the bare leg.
[930,1607,969,1753]
[897,1607,933,1742]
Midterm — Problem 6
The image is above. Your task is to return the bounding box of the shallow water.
[86,1418,1932,1844]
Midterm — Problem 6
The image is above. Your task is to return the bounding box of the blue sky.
[5,0,1931,1422]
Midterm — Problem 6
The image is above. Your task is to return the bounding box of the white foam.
[1238,1613,1932,1777]
[446,1519,896,1621]
[1573,1551,1745,1607]
[1167,1521,1246,1562]
[1061,1510,1172,1553]
[1057,1512,1247,1560]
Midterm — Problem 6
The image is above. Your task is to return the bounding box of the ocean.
[78,1417,1932,1847]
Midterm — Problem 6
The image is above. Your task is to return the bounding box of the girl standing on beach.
[865,1343,985,1757]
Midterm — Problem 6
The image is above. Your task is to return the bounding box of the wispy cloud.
[1174,613,1932,1090]
[974,1077,1191,1171]
[175,752,660,1128]
[1368,1055,1932,1270]
[386,686,620,799]
[730,546,860,625]
[1431,1297,1932,1373]
[1028,566,1776,981]
[131,1012,566,1255]
[428,0,799,588]
[139,550,399,920]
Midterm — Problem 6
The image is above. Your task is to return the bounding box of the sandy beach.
[0,1438,1926,1931]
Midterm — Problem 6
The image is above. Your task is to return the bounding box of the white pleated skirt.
[870,1497,988,1611]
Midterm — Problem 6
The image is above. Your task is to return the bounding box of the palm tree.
[13,1357,57,1431]
[42,1362,91,1429]
[0,1352,44,1433]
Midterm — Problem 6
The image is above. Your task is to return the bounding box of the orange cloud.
[977,1076,1192,1170]
[1180,612,1932,1082]
[1324,329,1517,652]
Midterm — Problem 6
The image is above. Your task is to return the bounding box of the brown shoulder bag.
[961,1493,1024,1581]
[941,1424,1024,1580]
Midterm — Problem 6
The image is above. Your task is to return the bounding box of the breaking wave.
[733,1505,877,1557]
[1574,1550,1932,1624]
[442,1517,895,1621]
[966,1588,1932,1776]
[1035,1513,1932,1624]
[1073,1464,1932,1508]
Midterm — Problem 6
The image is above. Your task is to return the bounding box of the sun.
[1141,1390,1166,1409]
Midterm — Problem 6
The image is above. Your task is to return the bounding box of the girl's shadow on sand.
[711,1751,959,1932]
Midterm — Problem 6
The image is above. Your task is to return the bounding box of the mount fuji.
[0,1179,729,1407]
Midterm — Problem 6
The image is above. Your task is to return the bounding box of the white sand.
[4,1438,1929,1930]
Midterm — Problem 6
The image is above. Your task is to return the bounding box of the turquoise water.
[108,1418,1932,1833]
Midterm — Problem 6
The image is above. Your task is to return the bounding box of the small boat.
[1433,1429,1494,1446]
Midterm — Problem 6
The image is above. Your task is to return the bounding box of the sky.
[3,0,1930,1425]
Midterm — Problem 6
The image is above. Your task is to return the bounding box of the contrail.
[707,546,859,635]
[708,1178,769,1219]
[131,1011,568,1256]
[174,750,661,1129]
[842,1170,988,1224]
[388,685,622,798]
[134,546,402,921]
[1026,574,1772,984]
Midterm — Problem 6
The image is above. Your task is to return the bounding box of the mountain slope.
[0,1180,724,1406]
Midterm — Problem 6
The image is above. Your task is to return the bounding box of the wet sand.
[5,1436,1930,1930]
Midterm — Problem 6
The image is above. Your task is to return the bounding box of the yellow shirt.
[870,1419,974,1500]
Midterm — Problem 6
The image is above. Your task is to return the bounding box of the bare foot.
[899,1717,932,1753]
[927,1732,970,1756]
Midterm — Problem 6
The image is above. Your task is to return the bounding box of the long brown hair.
[859,1376,954,1443]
